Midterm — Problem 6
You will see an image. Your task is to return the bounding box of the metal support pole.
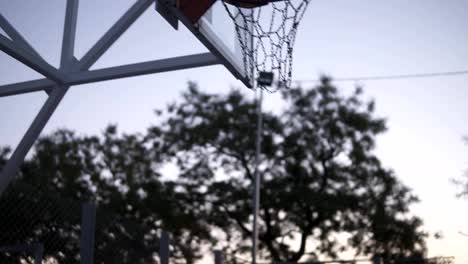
[159,231,170,264]
[214,250,223,264]
[250,4,262,262]
[0,86,69,193]
[252,88,263,264]
[80,203,96,264]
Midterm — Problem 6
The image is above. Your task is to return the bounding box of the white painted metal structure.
[0,1,261,263]
[0,0,253,193]
[156,0,252,87]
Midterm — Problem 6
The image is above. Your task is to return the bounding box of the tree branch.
[220,204,251,236]
[289,157,331,261]
[290,229,309,261]
[239,155,254,181]
[261,207,281,261]
[212,144,254,181]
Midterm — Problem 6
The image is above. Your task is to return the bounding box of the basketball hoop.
[223,0,271,8]
[222,0,311,91]
[157,0,310,91]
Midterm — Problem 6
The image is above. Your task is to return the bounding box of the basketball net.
[222,0,312,92]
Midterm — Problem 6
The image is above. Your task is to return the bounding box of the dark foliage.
[452,136,468,199]
[0,129,210,264]
[0,78,427,263]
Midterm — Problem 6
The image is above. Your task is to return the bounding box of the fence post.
[160,231,170,264]
[214,250,223,264]
[33,242,44,264]
[372,256,383,264]
[0,243,43,264]
[80,203,96,264]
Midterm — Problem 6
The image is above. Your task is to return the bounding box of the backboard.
[156,0,253,88]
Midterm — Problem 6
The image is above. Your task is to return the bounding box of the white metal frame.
[157,0,253,88]
[0,0,221,193]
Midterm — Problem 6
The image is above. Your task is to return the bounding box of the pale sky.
[0,0,467,263]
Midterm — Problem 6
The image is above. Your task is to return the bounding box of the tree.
[0,128,211,264]
[452,136,468,198]
[157,78,427,262]
[1,77,427,263]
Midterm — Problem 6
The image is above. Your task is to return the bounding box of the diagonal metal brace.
[0,34,67,84]
[0,14,44,61]
[76,0,153,71]
[0,86,69,194]
[0,53,220,97]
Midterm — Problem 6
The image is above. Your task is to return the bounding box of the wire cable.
[292,70,468,84]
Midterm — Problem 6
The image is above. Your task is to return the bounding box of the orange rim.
[223,0,271,9]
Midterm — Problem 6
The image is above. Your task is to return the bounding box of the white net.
[222,0,311,91]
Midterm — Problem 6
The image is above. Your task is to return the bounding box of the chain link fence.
[0,179,454,264]
[93,208,161,263]
[0,180,82,263]
[0,179,179,264]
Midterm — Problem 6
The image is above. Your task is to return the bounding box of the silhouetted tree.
[155,78,427,262]
[0,77,427,263]
[452,136,468,199]
[0,128,210,264]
